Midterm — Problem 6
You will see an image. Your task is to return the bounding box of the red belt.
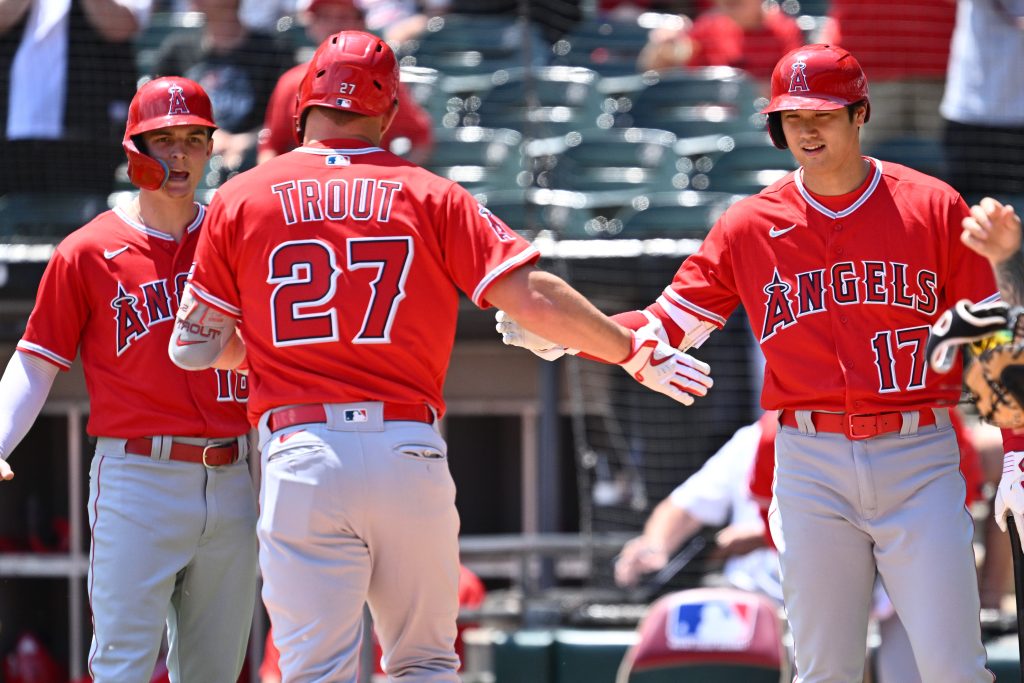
[779,409,937,440]
[268,403,434,432]
[124,438,240,467]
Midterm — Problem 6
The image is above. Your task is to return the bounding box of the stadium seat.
[134,11,205,77]
[467,66,604,139]
[613,191,744,239]
[864,135,948,182]
[693,131,797,194]
[396,14,547,76]
[424,127,526,193]
[617,587,786,683]
[533,128,684,195]
[551,16,650,76]
[492,629,557,683]
[615,68,763,141]
[0,192,108,239]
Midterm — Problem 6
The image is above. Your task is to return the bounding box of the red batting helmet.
[294,30,399,144]
[761,44,870,149]
[122,77,217,191]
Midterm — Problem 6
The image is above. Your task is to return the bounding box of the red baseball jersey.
[187,139,539,423]
[18,206,250,438]
[648,159,997,412]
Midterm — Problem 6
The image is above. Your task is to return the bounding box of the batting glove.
[619,330,712,406]
[494,310,574,361]
[995,450,1024,548]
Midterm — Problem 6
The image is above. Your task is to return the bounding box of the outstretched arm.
[169,285,245,371]
[962,197,1024,305]
[0,352,59,481]
[615,498,701,587]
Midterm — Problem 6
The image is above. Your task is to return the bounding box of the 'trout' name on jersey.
[271,178,403,225]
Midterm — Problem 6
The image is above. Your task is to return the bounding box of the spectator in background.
[940,0,1024,204]
[821,0,956,147]
[0,0,150,197]
[636,0,802,87]
[257,0,434,165]
[152,0,292,183]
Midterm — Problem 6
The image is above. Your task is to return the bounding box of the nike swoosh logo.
[175,338,207,347]
[649,351,673,367]
[768,224,797,238]
[103,245,129,260]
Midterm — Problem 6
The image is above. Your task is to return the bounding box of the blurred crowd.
[0,0,1020,208]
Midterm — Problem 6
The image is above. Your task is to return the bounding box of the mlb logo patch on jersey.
[343,409,368,423]
[326,155,350,167]
[665,594,757,651]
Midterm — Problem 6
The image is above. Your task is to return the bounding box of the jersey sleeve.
[669,423,758,525]
[652,211,742,331]
[943,194,999,306]
[437,183,540,308]
[188,195,243,318]
[17,247,88,370]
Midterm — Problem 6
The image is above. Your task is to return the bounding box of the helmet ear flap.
[767,112,787,150]
[123,135,170,191]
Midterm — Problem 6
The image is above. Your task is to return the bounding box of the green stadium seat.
[614,191,744,239]
[424,127,526,193]
[397,14,547,76]
[985,634,1021,683]
[534,128,684,195]
[551,17,650,76]
[615,68,764,141]
[864,135,948,182]
[492,629,557,683]
[134,11,205,78]
[468,66,604,139]
[553,629,636,683]
[695,131,797,194]
[0,192,108,239]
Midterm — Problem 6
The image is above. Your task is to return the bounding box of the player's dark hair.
[846,101,867,121]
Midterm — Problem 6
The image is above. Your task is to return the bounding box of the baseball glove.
[927,299,1024,428]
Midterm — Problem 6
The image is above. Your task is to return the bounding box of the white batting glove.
[619,330,712,406]
[494,310,575,361]
[995,450,1024,549]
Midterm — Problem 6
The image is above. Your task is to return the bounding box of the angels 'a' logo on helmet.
[788,60,810,93]
[167,84,191,116]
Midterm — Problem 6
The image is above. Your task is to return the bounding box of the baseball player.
[0,77,257,682]
[166,30,713,683]
[957,198,1024,554]
[499,44,998,681]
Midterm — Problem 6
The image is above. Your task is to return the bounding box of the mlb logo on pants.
[344,409,368,423]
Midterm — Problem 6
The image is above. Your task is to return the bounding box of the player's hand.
[619,330,712,406]
[494,310,572,361]
[0,458,13,481]
[961,197,1023,266]
[995,450,1024,549]
[614,536,669,587]
[710,522,766,560]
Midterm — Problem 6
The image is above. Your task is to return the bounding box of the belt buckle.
[845,413,878,440]
[202,442,233,468]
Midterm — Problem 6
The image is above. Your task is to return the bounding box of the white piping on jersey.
[472,246,541,307]
[795,158,883,219]
[112,203,205,240]
[189,283,242,318]
[657,288,728,327]
[16,341,72,370]
[294,146,385,155]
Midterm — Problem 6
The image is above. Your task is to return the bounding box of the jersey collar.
[295,138,384,155]
[113,202,205,240]
[795,157,883,220]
